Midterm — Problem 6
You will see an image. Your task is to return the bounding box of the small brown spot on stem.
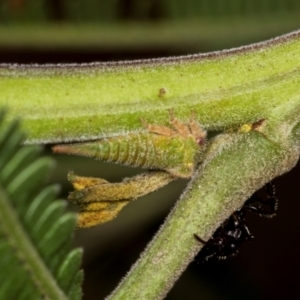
[158,88,167,97]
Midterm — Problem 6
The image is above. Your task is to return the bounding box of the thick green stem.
[0,31,300,144]
[1,29,300,299]
[107,128,300,299]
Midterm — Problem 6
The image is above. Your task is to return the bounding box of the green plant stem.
[1,31,300,144]
[107,127,300,299]
[1,29,300,299]
[0,186,68,300]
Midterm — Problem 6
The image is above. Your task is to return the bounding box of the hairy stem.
[107,126,300,299]
[1,29,300,299]
[0,31,300,144]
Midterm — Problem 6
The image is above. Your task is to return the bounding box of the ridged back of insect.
[94,133,187,166]
[53,132,201,178]
[100,132,200,178]
[86,133,151,166]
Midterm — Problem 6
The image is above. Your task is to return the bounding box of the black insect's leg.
[195,182,278,262]
[235,214,254,240]
[193,234,207,244]
[195,210,254,261]
[244,182,278,217]
[264,182,278,217]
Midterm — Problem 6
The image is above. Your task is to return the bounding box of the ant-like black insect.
[195,182,278,261]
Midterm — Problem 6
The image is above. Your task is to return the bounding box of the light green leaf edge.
[0,110,83,300]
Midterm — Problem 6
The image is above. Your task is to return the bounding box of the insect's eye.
[197,137,205,146]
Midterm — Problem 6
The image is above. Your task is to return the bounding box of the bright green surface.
[1,29,300,144]
[1,27,300,300]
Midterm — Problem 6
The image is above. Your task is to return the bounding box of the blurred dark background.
[1,1,300,299]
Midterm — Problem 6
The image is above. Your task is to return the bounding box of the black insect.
[195,182,278,261]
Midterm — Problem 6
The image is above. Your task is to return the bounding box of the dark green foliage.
[1,0,300,24]
[0,109,83,300]
[59,250,84,300]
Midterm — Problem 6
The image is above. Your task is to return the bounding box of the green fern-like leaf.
[0,109,83,300]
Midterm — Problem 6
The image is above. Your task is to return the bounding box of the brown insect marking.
[144,110,206,146]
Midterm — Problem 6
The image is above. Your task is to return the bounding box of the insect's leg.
[195,225,229,261]
[168,109,191,137]
[194,233,207,244]
[141,117,176,136]
[245,198,278,217]
[146,124,176,136]
[194,234,218,261]
[230,211,254,240]
[238,218,254,240]
[244,182,278,217]
[188,112,207,146]
[264,182,279,217]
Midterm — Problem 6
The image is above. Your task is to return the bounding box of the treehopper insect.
[53,111,206,178]
[53,111,207,227]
